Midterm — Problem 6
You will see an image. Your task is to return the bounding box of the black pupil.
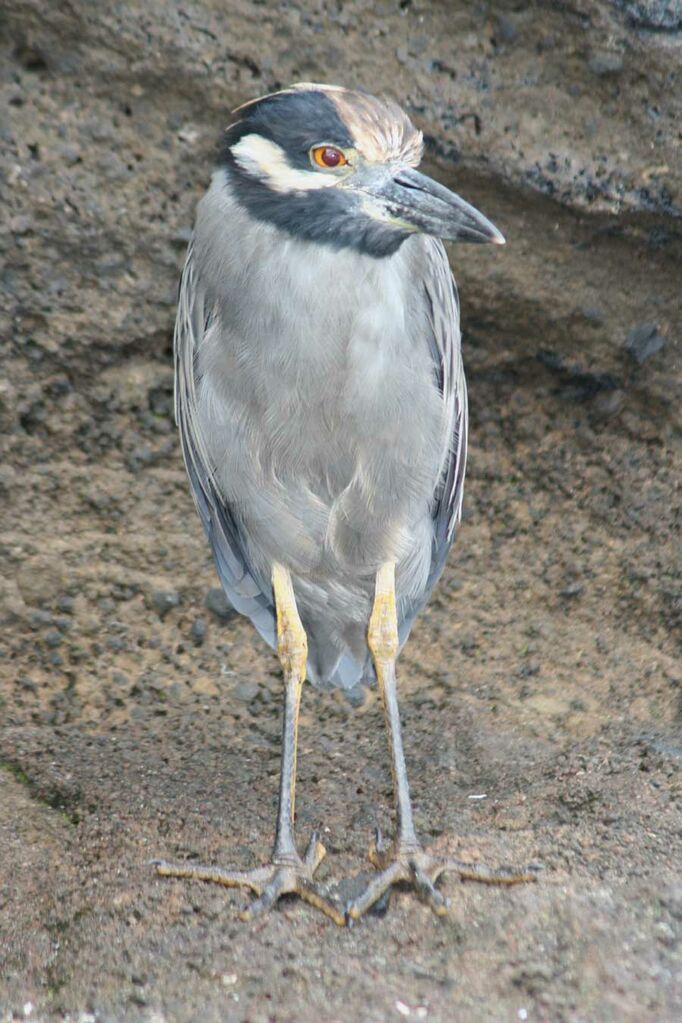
[323,148,341,166]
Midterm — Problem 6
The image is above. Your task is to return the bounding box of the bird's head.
[223,83,504,258]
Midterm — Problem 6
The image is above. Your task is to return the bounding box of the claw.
[368,826,390,869]
[303,830,326,871]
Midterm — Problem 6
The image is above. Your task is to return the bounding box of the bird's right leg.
[345,561,538,923]
[153,563,345,925]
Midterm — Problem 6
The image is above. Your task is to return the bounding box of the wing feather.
[398,239,468,643]
[174,243,276,648]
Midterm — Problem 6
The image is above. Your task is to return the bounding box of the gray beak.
[376,166,505,245]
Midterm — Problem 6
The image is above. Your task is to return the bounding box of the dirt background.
[1,1,681,1021]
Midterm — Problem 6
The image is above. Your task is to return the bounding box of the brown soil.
[1,2,680,1021]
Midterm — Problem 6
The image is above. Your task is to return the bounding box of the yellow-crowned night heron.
[155,84,536,924]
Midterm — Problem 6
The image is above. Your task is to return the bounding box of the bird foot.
[345,827,540,923]
[153,830,345,926]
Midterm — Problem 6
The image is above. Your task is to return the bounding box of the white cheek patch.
[231,134,339,193]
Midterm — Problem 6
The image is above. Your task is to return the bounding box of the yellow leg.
[368,562,399,665]
[273,562,308,681]
[271,562,307,857]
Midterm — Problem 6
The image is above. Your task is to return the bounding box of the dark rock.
[560,582,584,598]
[56,595,75,614]
[149,590,181,618]
[232,680,260,702]
[615,1,682,31]
[190,617,207,646]
[537,350,620,401]
[660,885,682,920]
[205,588,238,622]
[580,306,605,324]
[623,323,666,364]
[493,13,518,43]
[588,51,624,76]
[148,385,173,418]
[593,389,625,419]
[30,610,53,630]
[127,445,155,472]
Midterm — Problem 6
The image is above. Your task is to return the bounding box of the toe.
[410,862,449,915]
[437,858,540,885]
[296,880,346,926]
[239,873,287,921]
[345,861,406,922]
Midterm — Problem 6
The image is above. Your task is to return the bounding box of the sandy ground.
[1,2,681,1021]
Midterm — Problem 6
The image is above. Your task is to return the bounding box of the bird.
[154,83,537,924]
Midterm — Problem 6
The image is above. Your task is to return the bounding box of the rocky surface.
[0,2,680,1021]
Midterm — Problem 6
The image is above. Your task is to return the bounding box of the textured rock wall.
[2,0,680,637]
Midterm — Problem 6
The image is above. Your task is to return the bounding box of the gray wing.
[398,239,468,645]
[174,242,277,649]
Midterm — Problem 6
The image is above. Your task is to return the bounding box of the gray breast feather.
[174,234,467,682]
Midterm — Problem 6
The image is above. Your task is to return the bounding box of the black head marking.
[236,183,409,257]
[224,89,354,170]
[222,87,412,258]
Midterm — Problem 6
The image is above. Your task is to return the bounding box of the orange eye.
[312,146,348,169]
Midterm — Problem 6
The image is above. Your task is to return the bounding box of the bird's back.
[176,172,466,689]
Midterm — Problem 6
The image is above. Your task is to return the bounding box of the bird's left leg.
[346,562,538,923]
[154,563,344,925]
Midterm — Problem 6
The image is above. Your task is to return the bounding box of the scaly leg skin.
[153,562,345,927]
[345,561,539,924]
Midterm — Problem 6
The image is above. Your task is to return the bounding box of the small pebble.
[205,587,238,622]
[588,51,623,77]
[150,590,181,618]
[624,322,665,364]
[233,680,260,703]
[190,617,206,646]
[56,594,75,614]
[30,610,53,629]
[559,582,584,598]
